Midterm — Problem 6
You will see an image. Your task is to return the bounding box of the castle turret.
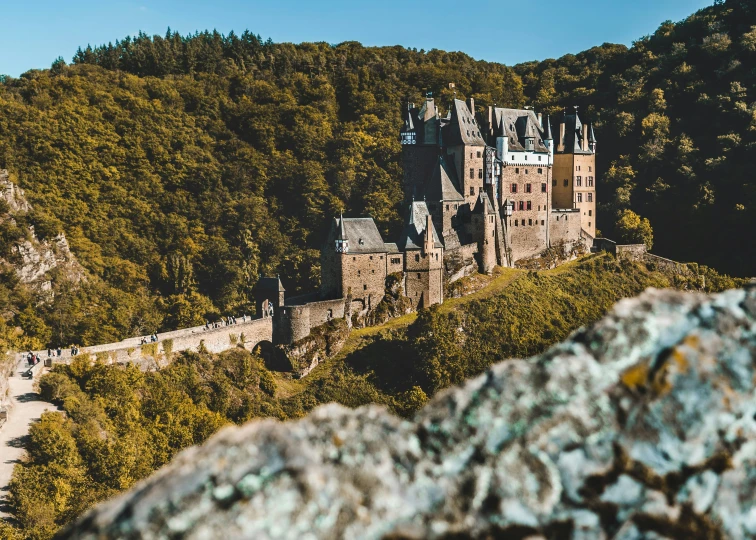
[472,192,497,274]
[400,103,417,145]
[588,123,597,153]
[335,213,349,253]
[543,115,554,156]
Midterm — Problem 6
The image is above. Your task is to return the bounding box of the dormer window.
[358,238,364,245]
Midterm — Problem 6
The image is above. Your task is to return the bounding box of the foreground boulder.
[60,287,756,539]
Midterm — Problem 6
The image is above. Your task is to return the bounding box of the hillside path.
[0,360,56,519]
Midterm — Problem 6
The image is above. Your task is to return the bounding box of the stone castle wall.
[500,164,549,261]
[27,318,273,369]
[549,208,582,248]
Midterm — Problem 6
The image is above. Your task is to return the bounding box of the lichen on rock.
[58,286,756,539]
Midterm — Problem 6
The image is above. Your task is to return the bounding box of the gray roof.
[402,104,415,132]
[543,115,553,140]
[384,243,400,254]
[338,217,387,254]
[473,192,496,215]
[559,113,592,155]
[589,123,596,143]
[444,99,487,146]
[257,276,285,292]
[426,156,464,202]
[493,108,550,153]
[398,201,443,251]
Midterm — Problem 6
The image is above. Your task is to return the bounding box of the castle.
[257,97,597,348]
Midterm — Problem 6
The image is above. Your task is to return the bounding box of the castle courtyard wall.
[340,252,387,310]
[549,209,582,249]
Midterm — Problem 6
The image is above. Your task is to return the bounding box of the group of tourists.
[204,315,248,330]
[140,333,158,345]
[26,345,78,366]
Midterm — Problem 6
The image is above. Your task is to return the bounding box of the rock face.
[0,169,85,291]
[59,286,756,540]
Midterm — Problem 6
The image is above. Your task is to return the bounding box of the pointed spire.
[589,123,596,143]
[337,213,347,240]
[543,115,553,140]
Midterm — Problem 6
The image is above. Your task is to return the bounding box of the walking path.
[0,360,57,519]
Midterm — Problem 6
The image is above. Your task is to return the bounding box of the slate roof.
[559,113,593,155]
[397,201,443,251]
[257,276,285,292]
[336,217,387,254]
[384,243,400,254]
[473,192,496,215]
[444,99,487,146]
[426,156,464,202]
[543,115,553,140]
[493,108,550,153]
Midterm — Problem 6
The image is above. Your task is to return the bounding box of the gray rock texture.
[59,286,756,539]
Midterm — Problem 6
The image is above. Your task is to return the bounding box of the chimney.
[558,122,566,152]
[467,97,475,115]
[582,123,589,151]
[487,106,493,134]
[424,214,434,254]
[537,112,543,129]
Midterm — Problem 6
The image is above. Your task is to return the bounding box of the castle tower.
[425,155,464,238]
[398,201,444,308]
[552,109,597,238]
[443,99,487,209]
[401,96,441,204]
[472,192,497,274]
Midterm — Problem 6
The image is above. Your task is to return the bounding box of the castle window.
[525,155,528,160]
[529,219,532,226]
[515,168,519,174]
[391,257,400,264]
[538,156,542,161]
[577,193,583,203]
[514,220,518,227]
[538,168,542,174]
[589,210,592,216]
[541,220,545,225]
[576,176,582,186]
[470,187,475,195]
[589,166,592,172]
[563,179,568,187]
[587,193,593,202]
[588,177,594,187]
[372,270,375,274]
[552,179,557,187]
[521,219,525,226]
[380,256,383,260]
[436,253,439,260]
[478,169,483,179]
[353,256,356,261]
[541,183,547,193]
[417,273,421,278]
[525,183,532,193]
[511,183,517,194]
[589,222,592,227]
[467,130,470,136]
[446,204,449,210]
[358,270,361,276]
[525,169,528,174]
[477,151,481,158]
[518,201,524,211]
[454,204,458,209]
[370,255,373,260]
[415,254,420,262]
[470,152,473,158]
[470,168,474,179]
[577,165,581,171]
[511,155,514,160]
[364,284,367,290]
[527,201,532,210]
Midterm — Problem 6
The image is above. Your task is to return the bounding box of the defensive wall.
[593,238,698,279]
[275,296,347,345]
[23,317,273,369]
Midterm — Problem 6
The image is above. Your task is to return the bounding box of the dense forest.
[0,0,753,348]
[6,253,746,540]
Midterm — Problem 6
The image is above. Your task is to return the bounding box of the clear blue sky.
[1,0,714,77]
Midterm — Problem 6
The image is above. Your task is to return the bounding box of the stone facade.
[400,96,597,268]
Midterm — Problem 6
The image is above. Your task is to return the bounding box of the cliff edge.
[59,286,756,539]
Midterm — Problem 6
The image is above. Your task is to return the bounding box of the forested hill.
[0,0,753,347]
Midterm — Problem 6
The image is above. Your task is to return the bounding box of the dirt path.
[0,360,57,519]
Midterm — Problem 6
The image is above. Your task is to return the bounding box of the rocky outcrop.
[279,318,350,378]
[59,286,756,539]
[0,169,85,292]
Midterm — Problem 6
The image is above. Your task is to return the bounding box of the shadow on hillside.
[343,334,418,395]
[14,393,41,404]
